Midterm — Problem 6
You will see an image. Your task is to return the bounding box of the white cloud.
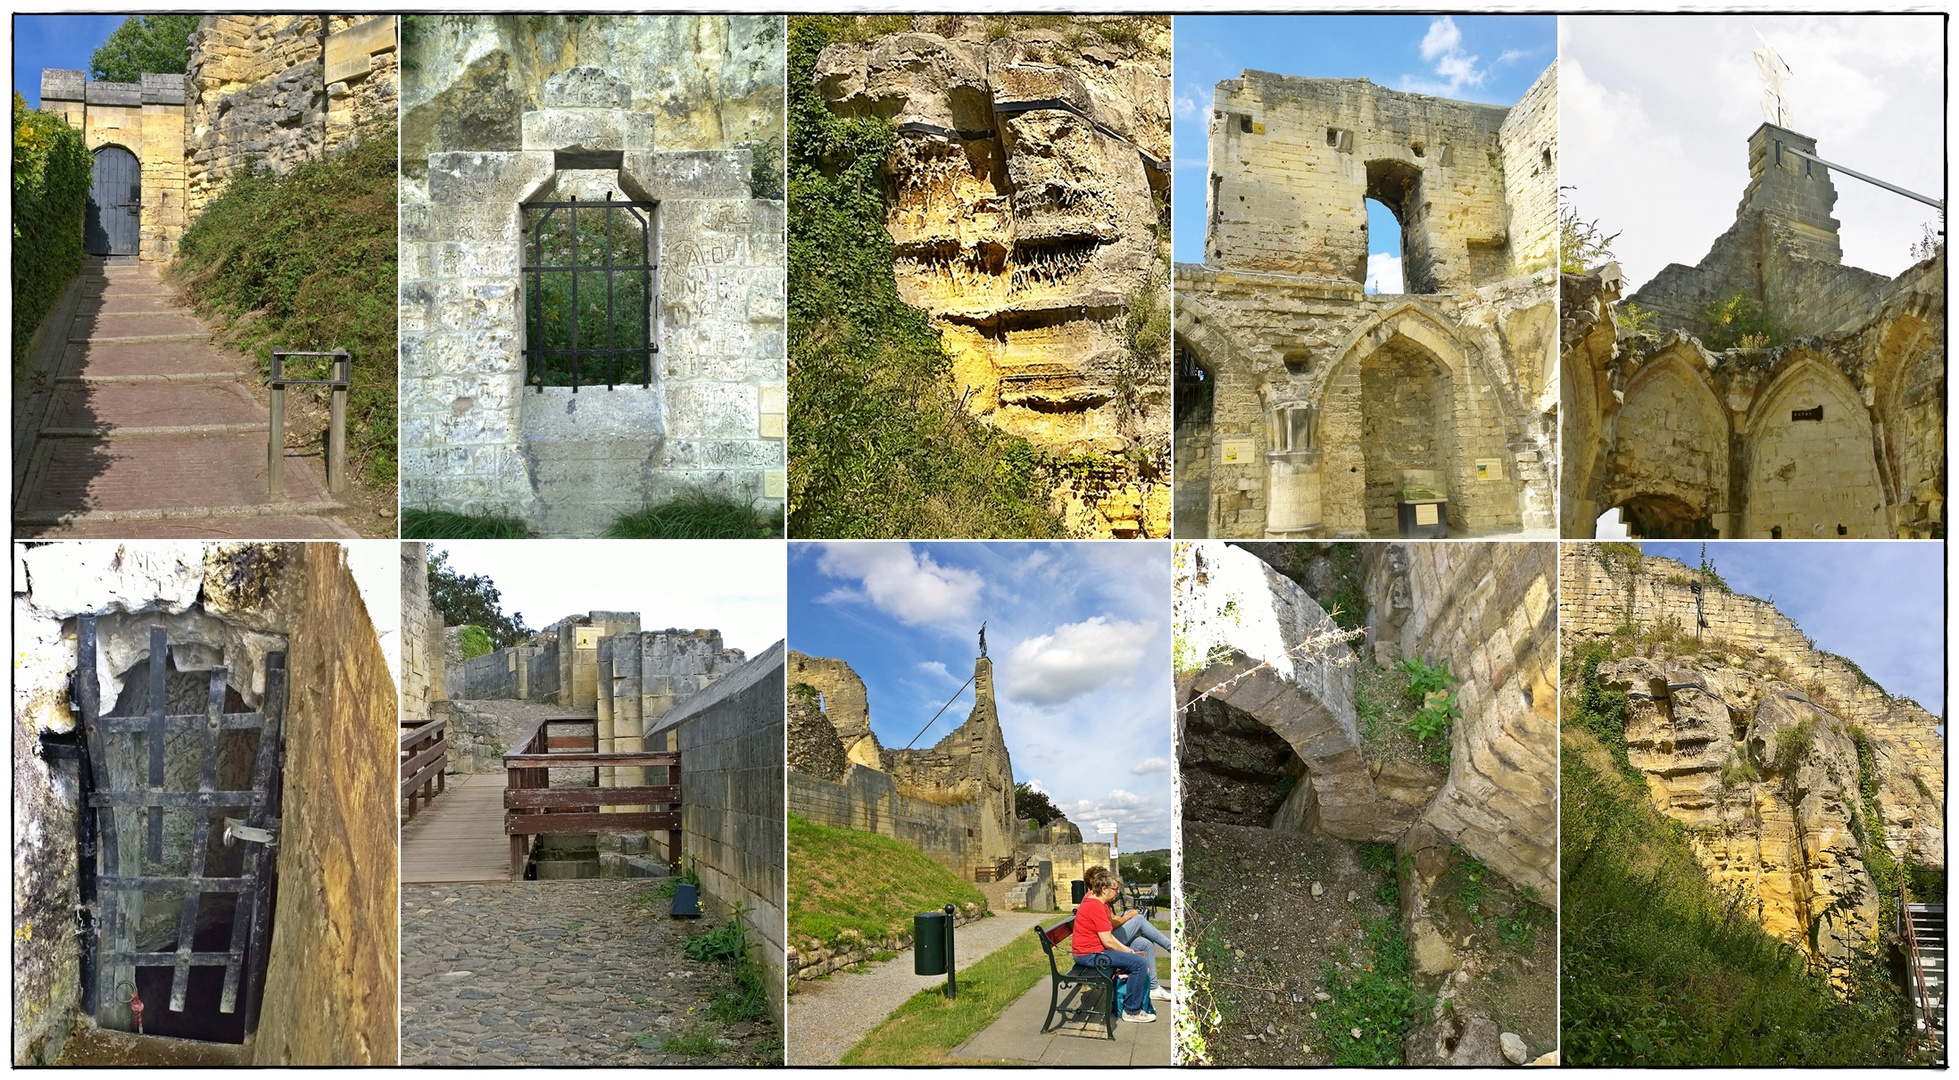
[916,660,952,680]
[815,543,982,626]
[1058,789,1171,850]
[1002,616,1157,705]
[1365,253,1403,295]
[1129,757,1170,776]
[1175,94,1199,119]
[1400,16,1486,96]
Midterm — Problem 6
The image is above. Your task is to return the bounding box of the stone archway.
[1173,292,1261,537]
[1742,352,1885,538]
[1597,345,1729,537]
[1311,303,1470,536]
[1869,308,1944,535]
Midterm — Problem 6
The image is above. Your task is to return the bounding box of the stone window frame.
[518,190,661,392]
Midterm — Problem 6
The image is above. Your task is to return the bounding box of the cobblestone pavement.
[401,881,779,1066]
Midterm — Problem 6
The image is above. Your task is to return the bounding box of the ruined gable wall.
[786,651,880,768]
[1206,72,1509,290]
[1496,63,1558,277]
[884,656,1016,863]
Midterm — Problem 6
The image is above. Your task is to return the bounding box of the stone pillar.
[1264,449,1324,537]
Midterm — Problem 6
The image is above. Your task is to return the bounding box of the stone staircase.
[13,258,354,538]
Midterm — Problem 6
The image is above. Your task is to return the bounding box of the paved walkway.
[955,973,1174,1064]
[402,773,510,884]
[786,909,1049,1066]
[400,881,777,1066]
[13,258,352,537]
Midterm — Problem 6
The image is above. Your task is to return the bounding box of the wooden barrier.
[399,717,448,819]
[503,717,683,880]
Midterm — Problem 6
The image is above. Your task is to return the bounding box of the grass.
[1309,915,1427,1065]
[1560,725,1912,1065]
[457,625,492,660]
[839,934,1051,1065]
[788,813,985,948]
[654,1025,721,1058]
[401,508,531,539]
[172,118,398,486]
[605,489,783,538]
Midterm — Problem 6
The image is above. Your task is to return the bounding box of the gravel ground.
[400,881,778,1066]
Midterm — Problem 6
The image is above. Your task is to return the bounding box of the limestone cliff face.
[811,16,1173,538]
[1561,546,1944,965]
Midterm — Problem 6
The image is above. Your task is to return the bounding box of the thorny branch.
[1176,622,1366,715]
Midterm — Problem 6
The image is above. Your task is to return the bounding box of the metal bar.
[1780,143,1944,209]
[268,381,285,499]
[569,197,580,392]
[104,950,256,966]
[605,198,616,390]
[94,712,269,733]
[667,759,682,868]
[146,627,166,867]
[88,790,269,808]
[327,353,348,493]
[647,205,658,387]
[98,875,253,892]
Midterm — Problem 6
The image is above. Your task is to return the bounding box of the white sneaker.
[1150,985,1172,1001]
[1122,1010,1158,1023]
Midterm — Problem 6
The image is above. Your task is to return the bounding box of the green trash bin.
[1071,879,1088,905]
[915,910,950,976]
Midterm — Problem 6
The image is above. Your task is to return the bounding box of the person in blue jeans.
[1110,877,1173,1002]
[1071,866,1155,1022]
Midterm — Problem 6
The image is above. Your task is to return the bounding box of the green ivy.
[12,95,90,369]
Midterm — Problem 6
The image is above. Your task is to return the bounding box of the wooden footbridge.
[399,716,681,884]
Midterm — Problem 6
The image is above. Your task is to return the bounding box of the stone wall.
[456,645,537,700]
[397,543,445,722]
[787,651,877,767]
[1176,64,1558,539]
[651,641,786,1021]
[1017,842,1115,910]
[788,766,984,879]
[1565,123,1945,539]
[596,628,747,797]
[1362,542,1559,897]
[11,543,394,1065]
[399,15,788,536]
[810,16,1174,537]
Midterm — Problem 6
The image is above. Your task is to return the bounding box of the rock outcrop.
[1561,545,1944,967]
[809,16,1173,538]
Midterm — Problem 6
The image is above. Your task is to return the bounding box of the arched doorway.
[1357,337,1453,536]
[1173,339,1213,537]
[86,145,140,256]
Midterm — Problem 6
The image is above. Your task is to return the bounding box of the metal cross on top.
[1753,32,1794,128]
[978,622,988,659]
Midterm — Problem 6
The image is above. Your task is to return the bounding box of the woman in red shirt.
[1071,866,1155,1023]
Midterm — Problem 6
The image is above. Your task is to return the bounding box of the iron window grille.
[521,193,658,391]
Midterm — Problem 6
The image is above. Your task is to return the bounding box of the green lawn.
[840,934,1051,1065]
[788,813,985,948]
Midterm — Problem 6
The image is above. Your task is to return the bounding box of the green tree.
[426,550,532,649]
[89,16,203,82]
[1014,781,1064,827]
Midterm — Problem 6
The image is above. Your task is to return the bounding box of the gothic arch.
[1868,308,1944,525]
[1742,349,1884,538]
[1597,343,1730,537]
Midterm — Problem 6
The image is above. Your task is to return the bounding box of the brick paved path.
[13,259,353,537]
[401,881,779,1066]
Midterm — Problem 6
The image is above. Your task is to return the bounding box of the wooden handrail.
[399,717,448,820]
[502,717,682,880]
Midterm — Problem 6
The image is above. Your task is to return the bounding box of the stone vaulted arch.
[1742,350,1884,538]
[1598,342,1730,537]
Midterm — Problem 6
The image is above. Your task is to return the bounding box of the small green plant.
[606,490,782,539]
[743,134,784,200]
[653,863,703,900]
[656,1025,722,1058]
[457,625,493,660]
[1559,187,1620,274]
[1719,754,1761,787]
[401,508,531,538]
[1399,656,1459,761]
[684,917,749,964]
[1356,675,1384,741]
[1701,293,1789,351]
[1499,888,1549,949]
[1612,301,1657,334]
[1451,849,1494,924]
[1310,917,1427,1065]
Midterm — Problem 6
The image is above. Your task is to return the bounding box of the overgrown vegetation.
[1013,781,1064,828]
[1612,300,1657,335]
[12,94,90,369]
[88,15,200,81]
[786,16,1062,538]
[1309,915,1427,1065]
[787,813,984,947]
[684,914,773,1025]
[1175,888,1223,1064]
[1700,292,1790,351]
[174,120,399,485]
[1560,729,1912,1065]
[402,508,531,540]
[1559,186,1619,274]
[425,548,533,648]
[743,134,784,200]
[521,203,652,389]
[456,625,493,660]
[604,490,782,539]
[1398,656,1459,764]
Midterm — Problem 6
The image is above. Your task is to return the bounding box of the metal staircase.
[1902,896,1945,1064]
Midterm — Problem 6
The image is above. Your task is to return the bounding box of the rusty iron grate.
[521,195,658,392]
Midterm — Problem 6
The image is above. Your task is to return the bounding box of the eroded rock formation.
[1562,123,1946,538]
[810,16,1173,538]
[1561,546,1945,967]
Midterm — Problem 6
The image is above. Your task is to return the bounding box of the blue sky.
[1173,15,1556,291]
[428,541,785,660]
[1642,542,1944,717]
[14,16,124,106]
[790,542,1174,852]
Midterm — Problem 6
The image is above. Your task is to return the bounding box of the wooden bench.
[1032,916,1122,1039]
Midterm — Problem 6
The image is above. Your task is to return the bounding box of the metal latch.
[222,817,280,848]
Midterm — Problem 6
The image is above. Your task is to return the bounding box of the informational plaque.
[1415,503,1440,526]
